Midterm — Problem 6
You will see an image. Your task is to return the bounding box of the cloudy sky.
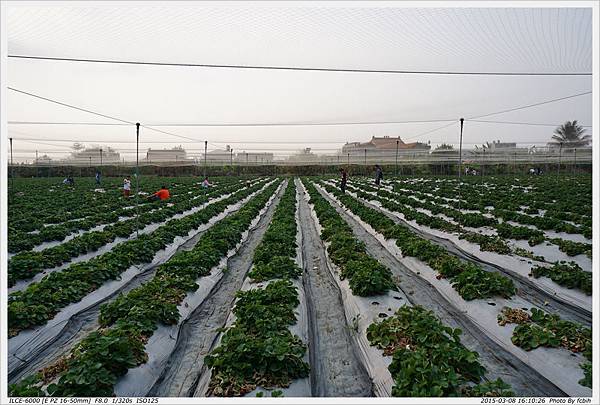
[4,3,594,162]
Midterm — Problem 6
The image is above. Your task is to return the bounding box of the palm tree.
[551,120,591,148]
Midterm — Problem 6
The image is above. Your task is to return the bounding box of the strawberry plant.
[303,180,396,297]
[11,181,282,397]
[367,305,511,397]
[531,261,591,295]
[8,180,272,336]
[319,182,515,301]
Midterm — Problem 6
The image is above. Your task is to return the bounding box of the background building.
[66,146,121,165]
[146,146,187,163]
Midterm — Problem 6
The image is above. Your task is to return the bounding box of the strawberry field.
[6,174,593,398]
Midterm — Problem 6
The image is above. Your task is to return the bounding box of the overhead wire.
[467,90,592,120]
[468,119,592,128]
[7,55,592,76]
[7,86,202,143]
[7,118,457,127]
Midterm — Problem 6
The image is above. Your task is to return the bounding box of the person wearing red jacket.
[149,185,170,201]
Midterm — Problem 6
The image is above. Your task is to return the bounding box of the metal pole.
[395,140,399,176]
[230,149,233,166]
[9,138,13,196]
[573,148,577,175]
[135,123,140,237]
[204,141,207,178]
[347,152,350,167]
[100,148,103,166]
[89,156,92,167]
[481,148,485,182]
[557,142,563,177]
[458,118,464,213]
[458,118,464,178]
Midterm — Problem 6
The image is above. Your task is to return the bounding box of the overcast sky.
[4,4,594,162]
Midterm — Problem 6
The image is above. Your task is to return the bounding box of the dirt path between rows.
[149,182,286,397]
[317,186,566,397]
[296,180,373,397]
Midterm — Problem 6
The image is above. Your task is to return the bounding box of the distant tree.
[473,142,491,155]
[551,120,591,148]
[435,143,454,150]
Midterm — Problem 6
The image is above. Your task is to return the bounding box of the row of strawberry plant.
[8,181,282,397]
[497,307,591,388]
[367,305,514,397]
[205,280,309,397]
[302,179,396,297]
[531,261,591,295]
[7,179,271,337]
[349,180,592,261]
[319,182,515,301]
[354,180,545,247]
[206,181,309,397]
[8,179,251,286]
[248,181,301,281]
[387,176,592,235]
[342,181,512,255]
[9,177,175,233]
[8,179,233,253]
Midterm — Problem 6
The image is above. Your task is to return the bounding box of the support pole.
[230,148,233,166]
[89,156,92,167]
[557,142,563,177]
[458,118,464,178]
[135,123,140,237]
[9,137,14,197]
[204,140,207,178]
[573,148,577,175]
[395,139,399,176]
[100,148,103,166]
[458,118,464,213]
[347,152,350,167]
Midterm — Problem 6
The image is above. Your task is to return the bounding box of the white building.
[235,151,274,164]
[66,147,121,165]
[146,146,187,163]
[204,145,235,164]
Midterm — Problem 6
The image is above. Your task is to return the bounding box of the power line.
[467,90,592,120]
[403,120,458,141]
[7,87,134,125]
[7,118,459,127]
[7,136,356,145]
[468,119,593,128]
[7,86,201,143]
[8,54,592,76]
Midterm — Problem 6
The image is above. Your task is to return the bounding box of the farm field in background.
[6,174,593,398]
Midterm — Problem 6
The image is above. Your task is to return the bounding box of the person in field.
[63,175,75,186]
[123,176,131,198]
[339,168,348,194]
[201,176,211,188]
[150,185,170,201]
[95,171,101,185]
[374,164,383,187]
